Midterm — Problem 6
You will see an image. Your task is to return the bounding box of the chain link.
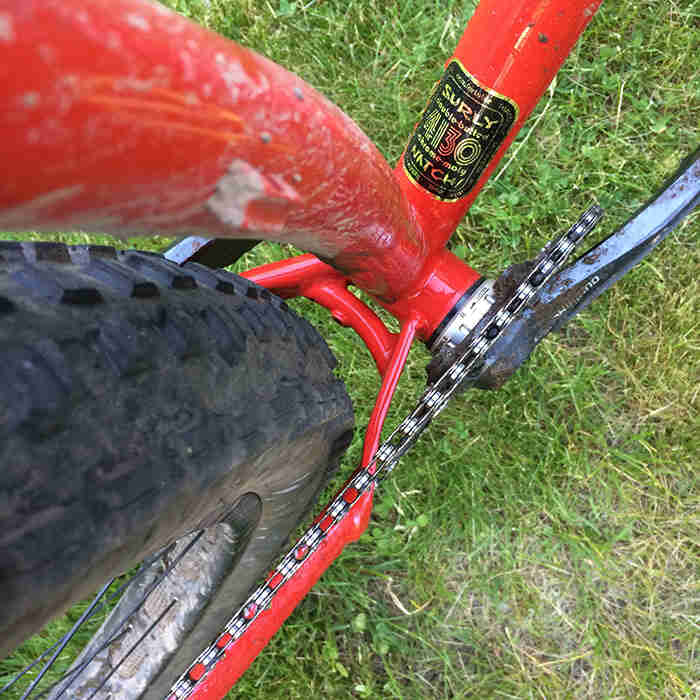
[167,205,604,699]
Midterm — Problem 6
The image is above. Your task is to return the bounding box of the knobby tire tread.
[0,242,354,670]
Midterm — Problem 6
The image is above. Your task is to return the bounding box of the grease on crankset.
[403,59,518,201]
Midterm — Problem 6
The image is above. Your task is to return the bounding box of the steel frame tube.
[394,0,603,248]
[0,0,425,302]
[0,0,601,315]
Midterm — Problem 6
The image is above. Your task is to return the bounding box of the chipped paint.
[125,13,151,32]
[21,93,40,109]
[56,75,79,114]
[180,50,195,82]
[151,2,172,16]
[207,160,267,228]
[207,160,304,234]
[514,24,532,51]
[0,12,13,42]
[106,31,122,50]
[38,45,56,64]
[215,53,262,99]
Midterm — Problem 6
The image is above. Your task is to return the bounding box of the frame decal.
[402,59,519,202]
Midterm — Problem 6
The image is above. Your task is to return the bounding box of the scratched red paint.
[0,2,604,698]
[0,0,427,302]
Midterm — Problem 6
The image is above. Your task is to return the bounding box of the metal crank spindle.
[167,205,604,699]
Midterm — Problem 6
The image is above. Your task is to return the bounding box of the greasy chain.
[169,205,604,698]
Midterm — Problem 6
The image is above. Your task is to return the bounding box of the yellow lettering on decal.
[456,101,473,117]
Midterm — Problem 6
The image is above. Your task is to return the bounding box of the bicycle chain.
[167,205,603,699]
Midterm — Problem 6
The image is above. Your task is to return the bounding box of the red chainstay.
[171,320,419,699]
[172,478,375,699]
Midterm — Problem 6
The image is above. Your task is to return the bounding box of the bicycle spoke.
[1,640,66,694]
[32,627,132,700]
[17,578,115,700]
[84,600,178,700]
[10,532,204,700]
[40,531,205,700]
[8,552,165,697]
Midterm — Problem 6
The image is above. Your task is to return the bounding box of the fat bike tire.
[0,241,354,698]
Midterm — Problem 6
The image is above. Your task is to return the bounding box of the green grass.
[2,0,698,698]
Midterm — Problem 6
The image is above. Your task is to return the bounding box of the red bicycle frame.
[0,0,603,696]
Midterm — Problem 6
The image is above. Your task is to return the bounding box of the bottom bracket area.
[427,277,497,355]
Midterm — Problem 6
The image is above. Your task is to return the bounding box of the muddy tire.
[0,241,353,694]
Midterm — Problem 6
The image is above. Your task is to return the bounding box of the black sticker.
[403,59,519,202]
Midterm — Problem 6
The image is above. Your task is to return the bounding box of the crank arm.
[472,147,699,389]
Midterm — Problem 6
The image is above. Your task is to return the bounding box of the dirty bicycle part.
[0,242,353,697]
[166,205,603,698]
[0,0,602,314]
[426,148,700,389]
[0,0,690,697]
